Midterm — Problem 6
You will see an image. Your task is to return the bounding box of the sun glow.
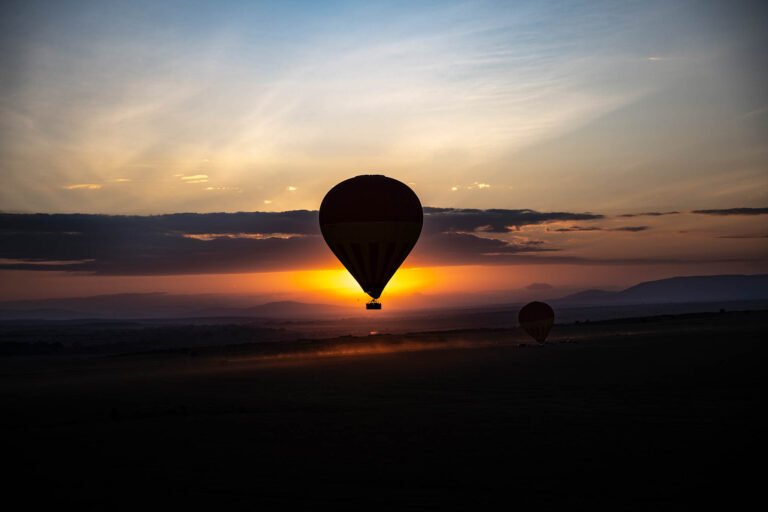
[290,266,438,301]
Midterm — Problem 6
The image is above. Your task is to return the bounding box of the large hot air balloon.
[319,175,423,309]
[518,301,555,342]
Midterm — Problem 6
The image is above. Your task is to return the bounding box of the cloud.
[0,212,326,275]
[180,175,209,184]
[449,183,492,192]
[618,211,679,218]
[182,233,304,241]
[612,226,650,232]
[549,226,601,232]
[692,208,768,216]
[525,282,553,290]
[63,184,102,190]
[204,186,240,192]
[717,234,768,239]
[0,208,602,275]
[423,208,603,234]
[548,225,649,232]
[4,207,758,275]
[409,232,556,267]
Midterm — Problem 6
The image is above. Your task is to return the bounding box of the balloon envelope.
[518,301,555,342]
[319,175,423,302]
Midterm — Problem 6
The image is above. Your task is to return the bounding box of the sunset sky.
[1,0,766,306]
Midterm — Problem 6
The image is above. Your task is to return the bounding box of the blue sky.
[2,0,765,214]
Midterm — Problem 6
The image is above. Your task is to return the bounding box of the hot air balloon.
[319,175,423,309]
[518,301,555,342]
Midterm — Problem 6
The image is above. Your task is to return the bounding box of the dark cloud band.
[692,208,768,216]
[617,211,679,218]
[0,208,593,275]
[423,207,603,233]
[549,226,648,232]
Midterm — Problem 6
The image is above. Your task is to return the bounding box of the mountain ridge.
[2,274,767,320]
[551,274,768,306]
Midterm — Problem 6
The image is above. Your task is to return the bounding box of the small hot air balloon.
[319,175,423,309]
[518,301,555,342]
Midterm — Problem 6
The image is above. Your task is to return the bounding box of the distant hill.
[0,293,201,319]
[3,274,767,320]
[0,308,86,321]
[0,294,348,321]
[553,274,768,306]
[190,301,348,319]
[552,289,615,303]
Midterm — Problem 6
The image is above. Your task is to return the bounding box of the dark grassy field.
[1,311,763,509]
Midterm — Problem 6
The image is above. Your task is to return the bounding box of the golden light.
[384,266,437,296]
[289,266,438,301]
[293,268,361,299]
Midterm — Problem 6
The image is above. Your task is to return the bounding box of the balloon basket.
[366,300,382,310]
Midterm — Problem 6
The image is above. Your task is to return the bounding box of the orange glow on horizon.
[289,266,439,302]
[4,260,766,304]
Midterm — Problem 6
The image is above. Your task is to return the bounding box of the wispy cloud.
[62,184,102,190]
[180,175,209,184]
[618,211,679,218]
[692,208,768,216]
[717,234,768,239]
[549,225,649,232]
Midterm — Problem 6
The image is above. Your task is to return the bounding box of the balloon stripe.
[369,242,380,287]
[379,241,397,286]
[349,243,374,294]
[333,242,366,290]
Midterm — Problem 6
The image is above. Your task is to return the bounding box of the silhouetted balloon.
[518,301,555,342]
[320,175,423,309]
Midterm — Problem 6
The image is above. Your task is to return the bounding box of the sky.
[1,0,766,305]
